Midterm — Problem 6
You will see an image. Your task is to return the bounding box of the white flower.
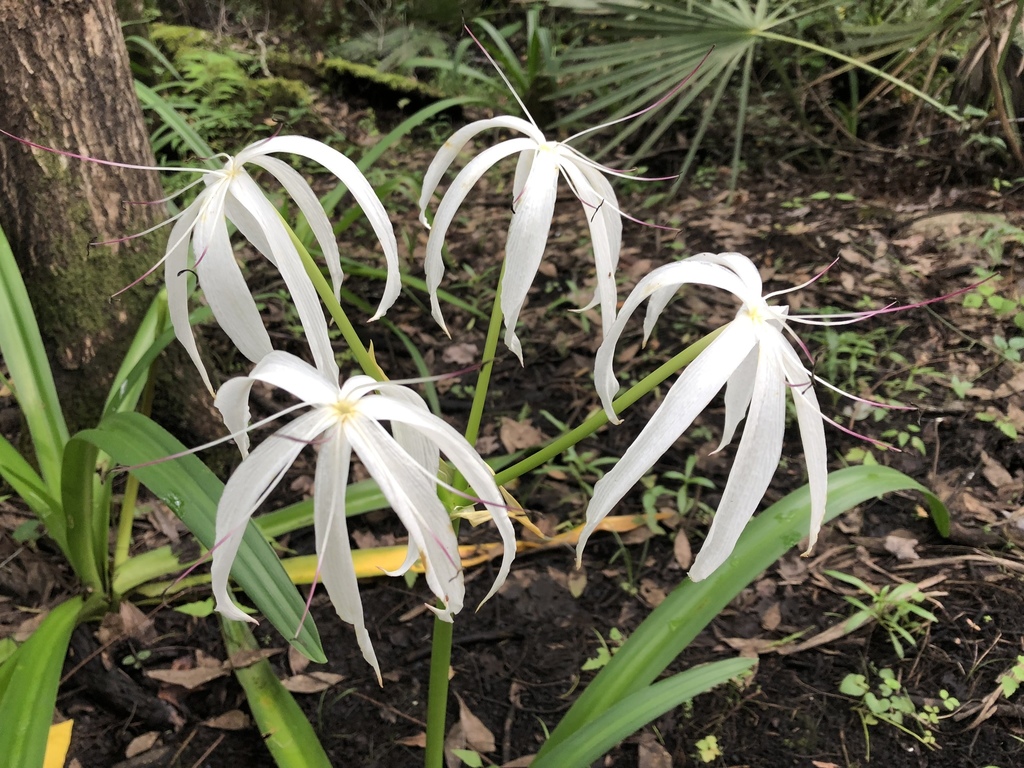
[578,252,835,581]
[159,136,401,391]
[418,115,625,362]
[211,351,516,681]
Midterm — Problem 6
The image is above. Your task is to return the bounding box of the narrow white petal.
[223,191,277,267]
[214,376,257,457]
[163,202,210,391]
[245,350,340,406]
[578,318,758,561]
[246,154,343,300]
[357,396,514,603]
[193,192,274,364]
[641,285,679,344]
[212,409,334,622]
[368,384,439,474]
[778,332,828,552]
[574,157,622,273]
[312,426,382,682]
[512,149,535,202]
[693,252,763,303]
[559,158,619,335]
[501,146,560,362]
[419,116,543,225]
[714,345,758,452]
[424,138,538,334]
[345,414,465,619]
[243,135,401,320]
[226,173,337,379]
[688,332,787,581]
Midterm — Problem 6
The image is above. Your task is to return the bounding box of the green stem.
[285,225,382,380]
[425,267,507,768]
[494,326,723,486]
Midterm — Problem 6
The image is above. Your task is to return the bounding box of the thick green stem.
[285,225,383,380]
[495,326,723,485]
[425,267,507,768]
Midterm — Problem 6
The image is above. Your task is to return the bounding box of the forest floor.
[2,80,1024,768]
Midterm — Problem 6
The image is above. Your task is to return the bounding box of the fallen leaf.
[500,758,534,767]
[288,645,310,676]
[637,731,672,768]
[456,694,495,753]
[125,732,159,758]
[980,451,1015,490]
[499,418,546,452]
[884,534,920,561]
[567,568,587,598]
[281,672,345,693]
[203,710,251,730]
[442,343,478,366]
[146,666,228,690]
[761,602,782,631]
[397,732,427,748]
[673,533,693,570]
[639,578,666,608]
[228,648,282,669]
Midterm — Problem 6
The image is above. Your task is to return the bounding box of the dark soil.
[3,34,1024,768]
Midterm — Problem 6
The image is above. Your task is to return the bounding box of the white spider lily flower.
[578,252,844,581]
[159,135,400,391]
[419,115,626,362]
[211,351,516,682]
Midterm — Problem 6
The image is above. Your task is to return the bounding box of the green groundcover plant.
[0,32,953,768]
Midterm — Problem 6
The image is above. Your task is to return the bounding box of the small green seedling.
[582,627,626,671]
[694,734,722,763]
[998,655,1024,698]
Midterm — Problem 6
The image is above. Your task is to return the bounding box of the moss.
[248,77,312,110]
[149,23,213,57]
[320,57,444,101]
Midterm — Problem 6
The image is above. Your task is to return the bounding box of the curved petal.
[777,331,828,552]
[424,137,537,334]
[312,425,382,682]
[558,157,619,336]
[512,148,536,202]
[697,251,764,299]
[366,383,439,475]
[212,409,334,622]
[246,135,401,320]
[688,331,788,581]
[501,145,560,363]
[246,350,340,406]
[578,317,758,562]
[163,201,209,391]
[227,172,337,379]
[419,116,543,226]
[245,154,343,300]
[714,343,758,453]
[213,375,257,457]
[193,187,274,364]
[344,414,465,620]
[359,396,515,605]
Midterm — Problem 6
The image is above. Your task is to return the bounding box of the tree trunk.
[0,0,213,437]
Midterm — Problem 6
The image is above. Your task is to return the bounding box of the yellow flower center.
[331,399,358,421]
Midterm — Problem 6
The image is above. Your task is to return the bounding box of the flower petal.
[212,409,334,622]
[501,145,560,362]
[579,317,758,561]
[246,350,340,406]
[424,137,537,334]
[419,116,543,227]
[688,330,788,581]
[242,135,401,320]
[312,425,382,682]
[714,344,758,453]
[163,201,209,391]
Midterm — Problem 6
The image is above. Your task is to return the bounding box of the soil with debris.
[2,77,1024,768]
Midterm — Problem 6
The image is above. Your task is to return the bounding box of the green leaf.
[532,658,755,768]
[135,80,216,162]
[76,412,325,662]
[220,618,333,768]
[537,465,947,758]
[0,597,82,768]
[0,434,62,539]
[60,438,110,591]
[0,224,69,499]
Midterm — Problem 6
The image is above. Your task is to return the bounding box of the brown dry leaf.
[288,645,311,676]
[397,732,428,748]
[501,758,535,767]
[499,418,546,452]
[812,762,841,768]
[980,451,1014,489]
[637,731,672,768]
[457,693,495,753]
[281,672,345,693]
[961,493,1000,524]
[228,648,282,669]
[567,567,587,598]
[761,602,782,631]
[13,612,46,642]
[884,534,920,561]
[993,369,1024,398]
[721,636,778,657]
[674,533,693,570]
[146,666,228,690]
[119,602,158,645]
[203,710,251,730]
[639,578,667,608]
[442,343,478,366]
[125,731,160,758]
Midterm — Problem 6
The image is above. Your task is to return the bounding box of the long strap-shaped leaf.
[221,618,333,768]
[537,465,947,758]
[0,225,69,504]
[0,597,83,768]
[75,411,326,662]
[532,658,756,768]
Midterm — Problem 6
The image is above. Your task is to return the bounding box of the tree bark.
[0,0,211,436]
